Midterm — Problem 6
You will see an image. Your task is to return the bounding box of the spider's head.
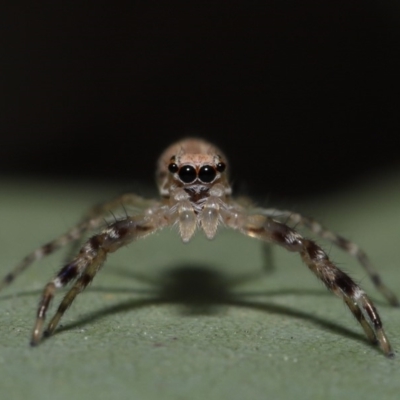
[167,155,226,186]
[156,138,229,195]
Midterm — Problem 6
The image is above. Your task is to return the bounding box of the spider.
[0,138,397,357]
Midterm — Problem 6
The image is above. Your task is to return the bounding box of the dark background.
[1,1,399,198]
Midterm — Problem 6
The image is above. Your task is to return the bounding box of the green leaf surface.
[1,175,400,400]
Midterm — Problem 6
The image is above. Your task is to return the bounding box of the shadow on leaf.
[50,262,375,351]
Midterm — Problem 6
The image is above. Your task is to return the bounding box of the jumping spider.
[1,138,397,357]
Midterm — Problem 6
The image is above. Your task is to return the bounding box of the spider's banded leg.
[31,211,169,346]
[0,216,105,292]
[223,211,393,357]
[64,193,159,262]
[257,208,398,306]
[0,194,156,292]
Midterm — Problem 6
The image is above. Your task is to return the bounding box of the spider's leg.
[234,198,276,271]
[0,218,101,292]
[63,193,159,261]
[222,210,393,357]
[0,193,155,292]
[31,206,170,345]
[255,207,398,306]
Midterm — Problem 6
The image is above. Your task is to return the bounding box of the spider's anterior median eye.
[168,163,179,173]
[198,165,216,183]
[216,162,226,172]
[179,165,197,183]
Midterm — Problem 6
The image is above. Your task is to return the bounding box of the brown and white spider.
[0,138,397,356]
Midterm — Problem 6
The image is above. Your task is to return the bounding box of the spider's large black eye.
[168,163,179,173]
[198,165,216,183]
[179,165,197,183]
[216,162,226,172]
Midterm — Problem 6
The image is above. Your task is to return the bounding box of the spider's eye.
[168,163,179,173]
[198,165,216,183]
[179,165,197,183]
[216,162,226,172]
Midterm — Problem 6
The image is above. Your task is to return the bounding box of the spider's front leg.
[31,204,170,346]
[222,209,394,357]
[0,193,156,292]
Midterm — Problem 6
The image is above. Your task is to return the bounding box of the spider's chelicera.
[0,138,397,357]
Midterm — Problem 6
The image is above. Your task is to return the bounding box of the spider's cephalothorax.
[0,137,397,357]
[156,138,232,242]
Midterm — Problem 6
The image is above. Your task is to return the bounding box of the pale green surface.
[1,175,400,400]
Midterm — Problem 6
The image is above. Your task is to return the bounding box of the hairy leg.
[253,207,398,306]
[31,204,170,345]
[0,193,158,291]
[222,209,394,357]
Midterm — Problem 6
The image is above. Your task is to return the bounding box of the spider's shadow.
[52,262,375,351]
